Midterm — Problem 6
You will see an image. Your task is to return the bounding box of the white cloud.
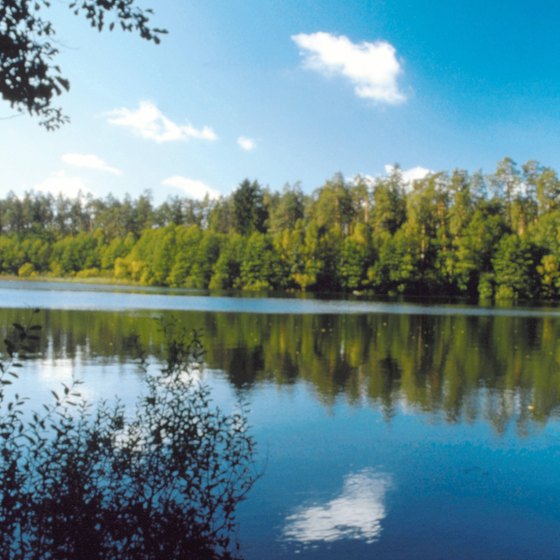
[349,174,376,187]
[61,153,122,175]
[292,32,405,104]
[106,101,218,143]
[237,136,256,151]
[35,171,93,198]
[351,166,432,188]
[284,469,391,545]
[162,176,221,200]
[384,164,432,183]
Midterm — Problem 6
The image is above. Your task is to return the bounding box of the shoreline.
[0,274,143,288]
[2,275,560,311]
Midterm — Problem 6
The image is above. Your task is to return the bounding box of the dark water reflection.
[2,288,560,559]
[1,307,559,434]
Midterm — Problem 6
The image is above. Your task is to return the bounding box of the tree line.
[2,157,560,300]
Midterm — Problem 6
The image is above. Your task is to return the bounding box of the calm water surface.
[1,280,560,559]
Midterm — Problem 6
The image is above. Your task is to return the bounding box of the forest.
[2,157,560,301]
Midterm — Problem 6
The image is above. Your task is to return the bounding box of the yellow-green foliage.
[17,262,36,277]
[3,160,560,299]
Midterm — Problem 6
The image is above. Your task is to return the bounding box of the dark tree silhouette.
[0,0,166,130]
[0,314,257,559]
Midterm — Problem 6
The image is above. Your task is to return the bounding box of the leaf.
[56,77,70,91]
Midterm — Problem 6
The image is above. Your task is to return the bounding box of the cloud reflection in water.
[283,469,391,545]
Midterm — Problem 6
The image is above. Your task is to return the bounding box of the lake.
[1,280,560,559]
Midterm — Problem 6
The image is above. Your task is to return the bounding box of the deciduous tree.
[0,0,165,129]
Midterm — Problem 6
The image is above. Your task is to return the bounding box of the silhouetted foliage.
[0,0,166,129]
[0,313,256,559]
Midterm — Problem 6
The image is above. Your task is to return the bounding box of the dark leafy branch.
[0,313,257,559]
[0,0,166,129]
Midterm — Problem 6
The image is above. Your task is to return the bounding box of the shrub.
[17,262,36,277]
[75,267,101,279]
[0,313,256,559]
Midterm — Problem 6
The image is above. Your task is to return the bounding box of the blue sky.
[3,0,560,202]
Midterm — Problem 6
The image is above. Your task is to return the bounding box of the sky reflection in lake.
[283,469,391,545]
[2,285,560,559]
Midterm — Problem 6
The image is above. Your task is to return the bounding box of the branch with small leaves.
[0,314,257,559]
[0,0,166,129]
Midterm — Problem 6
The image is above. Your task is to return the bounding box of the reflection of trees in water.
[226,345,265,390]
[0,318,255,560]
[1,307,559,433]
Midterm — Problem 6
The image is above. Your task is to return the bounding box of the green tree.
[448,169,474,239]
[155,196,187,227]
[273,220,324,291]
[100,233,135,272]
[537,254,560,299]
[490,157,521,230]
[523,161,560,216]
[49,232,101,275]
[350,176,372,226]
[232,179,268,235]
[338,224,372,291]
[404,172,448,267]
[370,230,420,294]
[453,200,507,295]
[141,226,177,285]
[185,231,223,289]
[309,173,355,235]
[268,183,305,234]
[1,192,25,234]
[209,234,245,290]
[167,225,203,287]
[492,234,541,300]
[22,237,51,272]
[0,237,23,273]
[371,168,406,236]
[240,233,284,291]
[207,198,235,234]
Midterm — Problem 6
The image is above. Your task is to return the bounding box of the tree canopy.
[3,159,560,301]
[0,0,165,129]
